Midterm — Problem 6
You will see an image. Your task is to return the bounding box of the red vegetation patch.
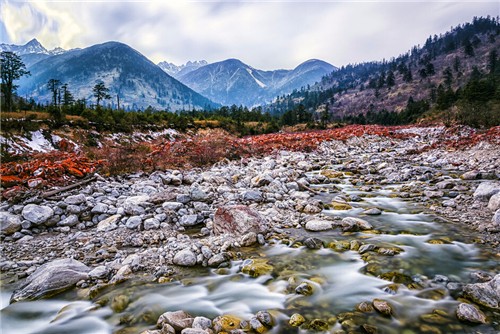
[1,152,101,199]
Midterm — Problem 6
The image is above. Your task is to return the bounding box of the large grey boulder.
[0,212,22,235]
[305,220,333,231]
[21,204,54,225]
[10,258,90,303]
[339,217,373,231]
[64,194,86,205]
[456,303,487,324]
[463,274,500,310]
[173,249,197,266]
[473,182,500,202]
[213,205,269,236]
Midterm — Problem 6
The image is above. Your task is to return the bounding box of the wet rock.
[303,237,324,249]
[111,294,130,313]
[173,249,197,267]
[308,319,328,331]
[305,220,333,231]
[180,329,208,334]
[249,318,266,333]
[372,299,393,317]
[255,310,273,327]
[295,282,314,295]
[240,232,257,247]
[157,310,194,332]
[192,316,212,330]
[96,214,121,232]
[208,253,229,267]
[289,313,305,327]
[492,209,500,228]
[330,200,352,210]
[356,301,374,313]
[240,259,273,278]
[212,315,241,332]
[21,204,54,225]
[456,303,487,324]
[0,211,21,235]
[213,205,269,236]
[364,208,382,215]
[88,265,108,279]
[473,182,500,202]
[11,258,90,303]
[340,217,373,231]
[463,274,500,309]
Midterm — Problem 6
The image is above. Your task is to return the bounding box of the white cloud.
[1,0,498,68]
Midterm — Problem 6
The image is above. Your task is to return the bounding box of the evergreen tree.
[0,51,30,112]
[47,79,61,106]
[93,81,111,109]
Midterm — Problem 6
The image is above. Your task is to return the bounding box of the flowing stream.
[1,171,499,334]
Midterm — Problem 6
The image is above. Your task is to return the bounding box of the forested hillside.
[267,16,500,127]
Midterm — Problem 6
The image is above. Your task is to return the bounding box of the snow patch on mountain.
[246,68,267,88]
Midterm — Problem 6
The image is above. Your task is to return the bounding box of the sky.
[0,0,498,70]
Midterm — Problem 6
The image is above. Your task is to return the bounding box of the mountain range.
[2,40,217,111]
[1,39,336,109]
[172,58,336,106]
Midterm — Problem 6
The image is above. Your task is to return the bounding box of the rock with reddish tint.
[213,205,269,236]
[0,212,22,235]
[2,186,25,200]
[27,178,44,189]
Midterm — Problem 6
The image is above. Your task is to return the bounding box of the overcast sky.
[0,0,498,70]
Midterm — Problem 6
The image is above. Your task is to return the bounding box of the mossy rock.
[320,170,344,179]
[213,315,242,332]
[327,240,351,252]
[289,313,306,327]
[240,259,273,278]
[308,319,329,331]
[372,299,393,317]
[330,201,353,210]
[379,271,414,285]
[420,311,451,325]
[427,239,452,245]
[111,294,130,313]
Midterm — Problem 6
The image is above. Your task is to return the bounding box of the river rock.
[157,310,194,332]
[21,204,54,225]
[91,203,108,214]
[461,171,480,180]
[372,299,393,316]
[180,214,199,227]
[192,316,212,330]
[10,258,90,303]
[456,303,487,324]
[340,217,373,231]
[305,220,333,231]
[213,205,269,236]
[57,214,79,227]
[96,214,121,232]
[212,315,241,333]
[364,208,382,215]
[473,182,500,202]
[126,216,142,229]
[488,193,500,211]
[180,329,208,334]
[251,173,273,187]
[463,274,500,309]
[142,218,159,230]
[242,190,263,202]
[64,194,86,205]
[163,202,184,211]
[173,249,197,266]
[190,188,211,202]
[0,212,21,235]
[493,209,500,228]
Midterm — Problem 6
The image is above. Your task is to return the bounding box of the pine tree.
[1,51,30,112]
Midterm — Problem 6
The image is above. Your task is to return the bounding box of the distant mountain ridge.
[0,39,71,67]
[174,58,337,106]
[158,60,208,78]
[16,41,218,111]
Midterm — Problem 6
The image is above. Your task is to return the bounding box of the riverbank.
[1,125,499,333]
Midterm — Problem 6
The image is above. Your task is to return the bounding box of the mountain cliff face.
[16,42,218,111]
[176,58,337,106]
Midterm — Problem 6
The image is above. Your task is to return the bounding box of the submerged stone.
[289,313,306,327]
[240,259,273,278]
[212,315,241,332]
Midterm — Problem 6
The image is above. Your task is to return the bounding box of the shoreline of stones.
[1,126,500,332]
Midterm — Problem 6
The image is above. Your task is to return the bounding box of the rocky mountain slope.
[0,38,69,67]
[15,41,218,111]
[267,17,499,122]
[157,60,208,78]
